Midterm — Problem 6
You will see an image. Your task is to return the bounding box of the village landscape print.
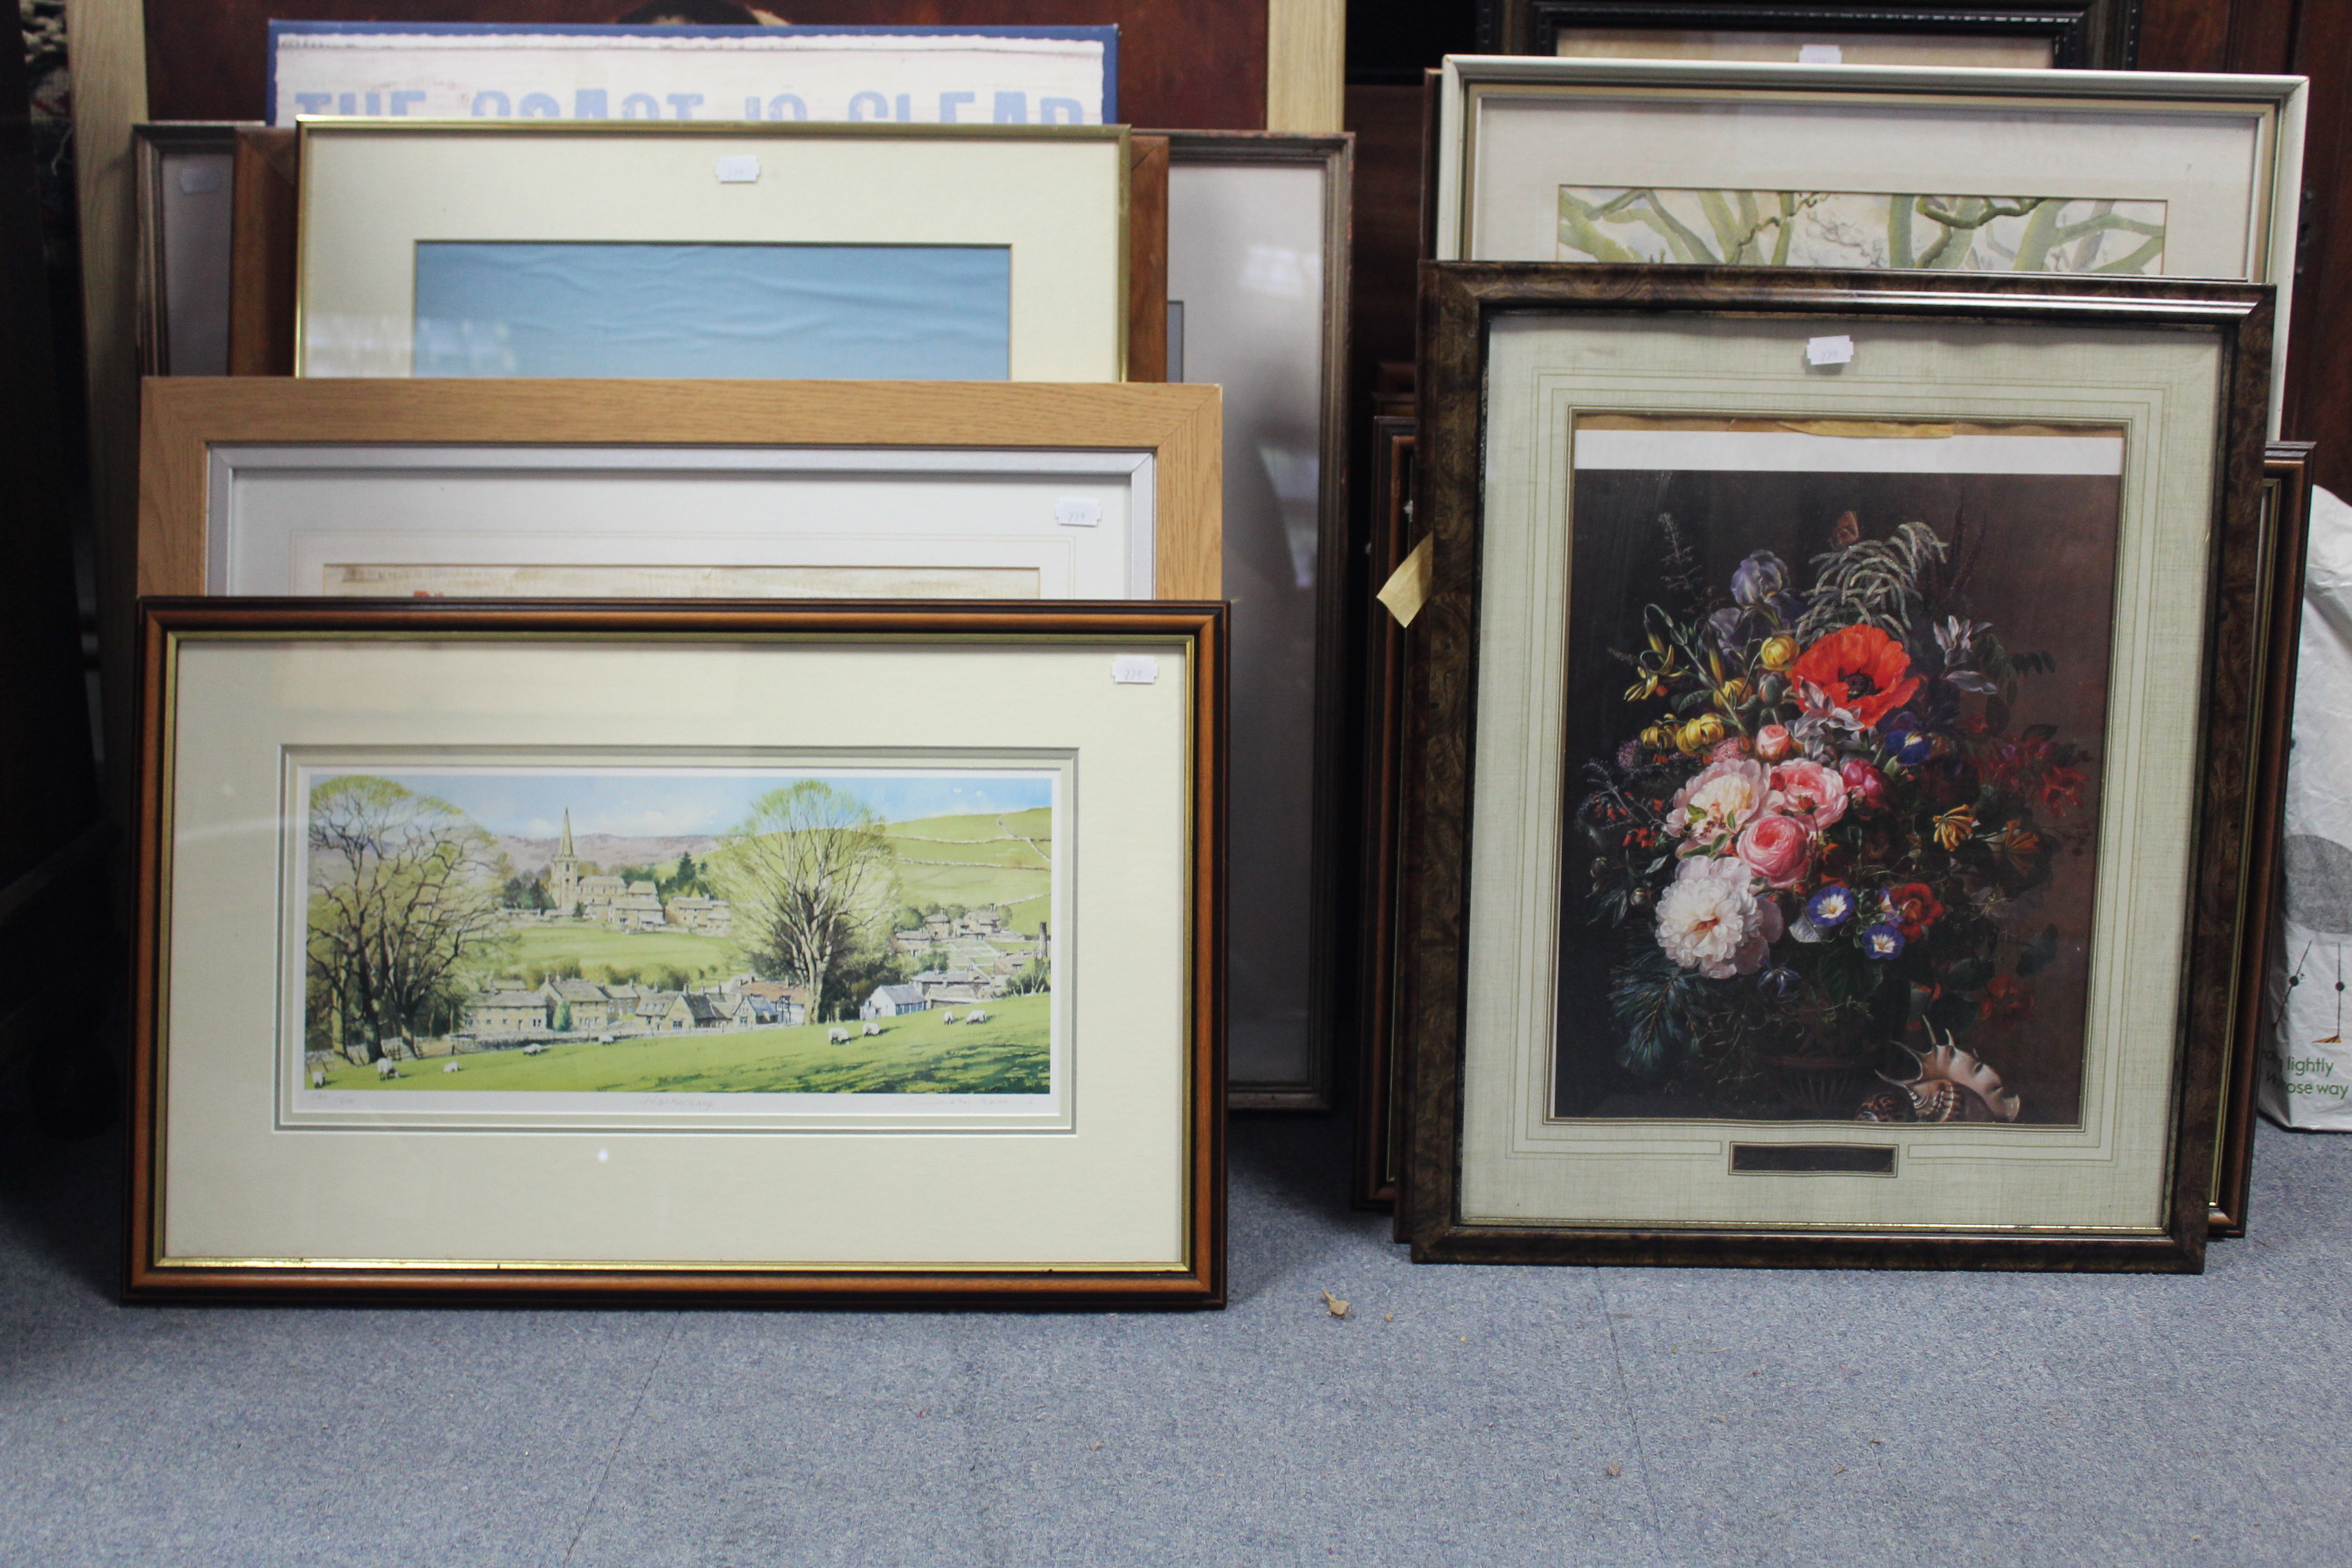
[299,766,1057,1097]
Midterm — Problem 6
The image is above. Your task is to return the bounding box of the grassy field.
[495,922,741,988]
[325,992,1049,1095]
[882,808,1051,935]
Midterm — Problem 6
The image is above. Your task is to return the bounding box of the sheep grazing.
[828,1027,851,1044]
[941,1011,961,1025]
[374,1058,399,1081]
[442,1061,462,1074]
[965,1009,989,1025]
[523,1043,544,1056]
[861,1022,883,1037]
[309,1068,327,1090]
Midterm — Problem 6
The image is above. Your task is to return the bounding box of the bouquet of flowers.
[1579,511,2091,1122]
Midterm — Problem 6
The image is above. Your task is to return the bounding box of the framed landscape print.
[1163,130,1351,1106]
[1428,57,2305,428]
[135,378,1223,603]
[128,601,1224,1305]
[292,121,1131,381]
[264,21,1117,126]
[1399,264,2275,1270]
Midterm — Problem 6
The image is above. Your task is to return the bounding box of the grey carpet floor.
[4,1098,2348,1568]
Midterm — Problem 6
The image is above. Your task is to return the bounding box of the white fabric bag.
[2264,485,2352,1128]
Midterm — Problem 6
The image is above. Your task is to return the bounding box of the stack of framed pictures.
[1355,54,2317,1268]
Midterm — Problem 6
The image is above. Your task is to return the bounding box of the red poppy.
[1788,625,1922,730]
[1980,973,2034,1026]
[1883,881,1945,940]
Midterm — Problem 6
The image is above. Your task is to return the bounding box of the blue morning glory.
[1880,717,1934,766]
[1861,923,1906,960]
[1805,886,1855,929]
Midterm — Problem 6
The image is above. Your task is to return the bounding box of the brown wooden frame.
[126,597,1227,1308]
[136,377,1225,602]
[132,122,250,377]
[1485,0,2140,66]
[1161,129,1354,1108]
[1354,400,1416,1206]
[1400,263,2275,1271]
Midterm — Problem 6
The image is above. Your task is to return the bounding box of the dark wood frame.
[1484,0,2139,66]
[1354,399,1416,1205]
[132,122,251,377]
[1161,130,1354,1109]
[2210,438,2316,1238]
[1400,263,2275,1271]
[125,598,1227,1308]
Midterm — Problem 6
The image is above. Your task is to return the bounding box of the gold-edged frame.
[292,118,1132,382]
[127,598,1227,1308]
[135,377,1224,603]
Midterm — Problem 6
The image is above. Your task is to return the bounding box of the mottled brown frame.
[126,599,1226,1308]
[1400,263,2275,1271]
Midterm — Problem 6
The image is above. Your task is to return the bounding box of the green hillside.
[879,809,1052,935]
[491,922,740,989]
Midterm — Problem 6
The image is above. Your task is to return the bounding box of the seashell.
[1883,1027,2023,1122]
[1854,1088,1915,1123]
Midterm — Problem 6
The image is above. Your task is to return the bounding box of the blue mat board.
[411,240,1013,380]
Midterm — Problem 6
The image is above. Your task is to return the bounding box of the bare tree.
[307,776,509,1061]
[711,781,900,1015]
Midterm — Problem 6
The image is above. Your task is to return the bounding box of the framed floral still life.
[1399,266,2277,1271]
[128,601,1224,1306]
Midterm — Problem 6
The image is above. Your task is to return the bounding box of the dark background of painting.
[1553,466,2123,1124]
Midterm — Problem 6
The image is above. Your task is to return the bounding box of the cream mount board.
[294,120,1131,382]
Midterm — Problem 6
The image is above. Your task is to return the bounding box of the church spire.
[559,809,574,858]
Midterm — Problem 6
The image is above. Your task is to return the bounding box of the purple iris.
[1730,551,1790,608]
[1861,922,1906,960]
[1805,885,1856,929]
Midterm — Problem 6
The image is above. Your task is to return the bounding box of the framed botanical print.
[1399,264,2275,1270]
[127,600,1224,1305]
[1162,130,1352,1106]
[1485,1,2138,68]
[292,120,1131,381]
[1428,56,2305,430]
[135,378,1223,603]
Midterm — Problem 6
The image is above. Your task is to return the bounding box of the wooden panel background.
[142,0,1269,132]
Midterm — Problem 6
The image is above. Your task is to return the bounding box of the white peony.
[1654,855,1779,979]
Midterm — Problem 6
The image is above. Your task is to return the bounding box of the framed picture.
[265,21,1116,126]
[136,378,1223,603]
[2210,439,2317,1238]
[1162,130,1350,1106]
[127,600,1224,1305]
[293,120,1131,381]
[1356,397,1416,1206]
[1429,56,2304,429]
[1399,264,2275,1270]
[134,122,250,377]
[1485,2,2137,68]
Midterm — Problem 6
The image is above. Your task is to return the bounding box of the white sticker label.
[714,154,760,183]
[1806,334,1856,367]
[1112,655,1159,685]
[176,163,225,195]
[1055,498,1102,528]
[1797,43,1844,64]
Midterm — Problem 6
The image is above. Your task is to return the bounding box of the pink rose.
[1666,758,1768,847]
[1735,813,1813,888]
[1769,760,1847,829]
[1838,757,1887,808]
[1755,723,1795,762]
[1708,737,1752,763]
